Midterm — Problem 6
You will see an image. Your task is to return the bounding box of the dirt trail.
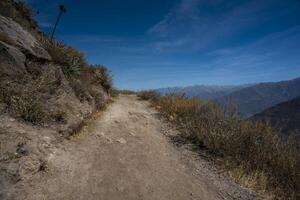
[8,95,260,200]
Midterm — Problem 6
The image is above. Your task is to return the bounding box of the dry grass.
[137,90,160,101]
[40,38,86,77]
[39,39,113,108]
[0,79,49,125]
[0,73,67,125]
[89,65,113,92]
[118,90,136,95]
[140,92,300,200]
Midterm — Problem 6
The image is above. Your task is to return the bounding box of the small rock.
[129,132,136,136]
[115,186,125,192]
[17,145,29,156]
[116,138,127,144]
[105,137,113,143]
[95,132,105,138]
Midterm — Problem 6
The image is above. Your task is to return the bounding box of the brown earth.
[6,95,260,200]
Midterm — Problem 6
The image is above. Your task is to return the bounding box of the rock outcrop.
[0,15,51,60]
[0,41,26,78]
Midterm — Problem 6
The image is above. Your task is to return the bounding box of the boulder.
[0,41,27,78]
[0,15,51,60]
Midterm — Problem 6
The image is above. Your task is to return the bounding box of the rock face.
[0,41,26,78]
[0,15,51,60]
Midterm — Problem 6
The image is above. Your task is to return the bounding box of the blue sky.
[27,0,300,90]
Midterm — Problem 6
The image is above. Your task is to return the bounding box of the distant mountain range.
[251,96,300,136]
[156,85,250,100]
[156,77,300,118]
[215,77,300,117]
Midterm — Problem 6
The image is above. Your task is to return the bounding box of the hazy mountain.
[156,85,249,100]
[215,77,300,118]
[251,96,300,136]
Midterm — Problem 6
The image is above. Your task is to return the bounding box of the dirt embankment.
[0,4,111,198]
[5,95,260,200]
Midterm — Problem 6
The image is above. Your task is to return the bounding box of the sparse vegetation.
[51,110,66,123]
[0,0,112,125]
[137,90,160,101]
[90,65,113,92]
[0,79,49,124]
[67,64,112,104]
[118,90,136,95]
[40,38,86,77]
[139,92,300,200]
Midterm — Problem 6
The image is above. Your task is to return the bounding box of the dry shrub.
[69,79,91,102]
[87,87,106,110]
[93,92,107,110]
[118,90,135,95]
[89,65,113,92]
[40,37,86,77]
[67,65,112,108]
[0,80,48,124]
[152,94,300,200]
[110,89,120,97]
[137,90,160,101]
[40,37,112,106]
[51,110,66,123]
[0,73,65,125]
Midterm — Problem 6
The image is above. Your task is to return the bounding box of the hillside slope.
[251,96,300,135]
[215,77,300,117]
[6,95,260,200]
[0,1,112,196]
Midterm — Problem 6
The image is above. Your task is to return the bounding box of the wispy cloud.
[147,0,300,51]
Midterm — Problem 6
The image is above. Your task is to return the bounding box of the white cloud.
[146,0,300,51]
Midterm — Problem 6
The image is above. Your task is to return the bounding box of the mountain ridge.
[156,84,251,100]
[251,96,300,135]
[215,77,300,117]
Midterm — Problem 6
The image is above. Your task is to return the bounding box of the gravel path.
[8,95,260,200]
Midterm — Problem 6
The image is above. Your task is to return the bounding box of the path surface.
[10,95,260,200]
